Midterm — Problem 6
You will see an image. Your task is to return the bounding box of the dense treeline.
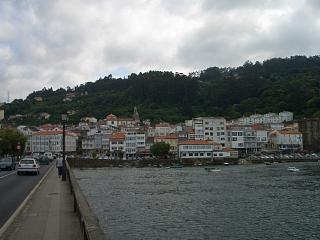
[3,55,320,125]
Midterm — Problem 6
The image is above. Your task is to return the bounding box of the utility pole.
[61,114,68,181]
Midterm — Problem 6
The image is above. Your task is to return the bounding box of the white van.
[44,152,54,160]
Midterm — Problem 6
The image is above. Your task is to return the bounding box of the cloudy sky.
[0,0,319,101]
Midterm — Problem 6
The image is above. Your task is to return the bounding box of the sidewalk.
[0,166,82,240]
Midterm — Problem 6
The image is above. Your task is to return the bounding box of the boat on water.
[172,164,183,169]
[287,166,300,172]
[223,162,230,166]
[205,167,221,172]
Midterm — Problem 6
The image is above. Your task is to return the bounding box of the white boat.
[205,167,221,172]
[223,162,230,166]
[287,167,300,172]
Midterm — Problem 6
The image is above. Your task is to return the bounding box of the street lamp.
[61,114,68,181]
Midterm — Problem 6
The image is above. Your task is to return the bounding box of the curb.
[0,164,55,237]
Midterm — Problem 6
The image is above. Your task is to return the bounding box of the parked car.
[17,158,40,175]
[0,157,16,171]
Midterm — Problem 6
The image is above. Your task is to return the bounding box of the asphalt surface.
[0,164,52,228]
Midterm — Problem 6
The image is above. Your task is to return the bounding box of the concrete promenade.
[0,166,82,240]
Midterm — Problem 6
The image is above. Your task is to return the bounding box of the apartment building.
[30,130,78,153]
[191,117,227,146]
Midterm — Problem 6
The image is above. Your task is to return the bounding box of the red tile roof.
[105,114,117,120]
[155,123,170,128]
[110,132,125,140]
[155,134,178,140]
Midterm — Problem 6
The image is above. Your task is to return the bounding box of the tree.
[0,128,26,156]
[151,142,170,158]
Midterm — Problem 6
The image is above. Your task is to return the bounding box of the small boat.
[287,167,300,172]
[205,167,221,172]
[223,162,230,166]
[172,164,183,169]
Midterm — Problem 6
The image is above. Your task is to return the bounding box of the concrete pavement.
[0,166,82,240]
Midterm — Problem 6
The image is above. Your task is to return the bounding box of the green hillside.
[4,55,320,125]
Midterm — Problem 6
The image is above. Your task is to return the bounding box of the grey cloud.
[202,0,284,11]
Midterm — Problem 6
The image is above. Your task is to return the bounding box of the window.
[219,153,223,156]
[232,132,237,136]
[232,137,237,141]
[195,153,199,156]
[207,153,211,156]
[189,153,194,156]
[200,153,204,156]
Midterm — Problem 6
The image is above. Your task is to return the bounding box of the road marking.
[0,171,16,179]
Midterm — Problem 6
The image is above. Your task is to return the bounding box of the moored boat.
[205,167,221,172]
[287,166,300,172]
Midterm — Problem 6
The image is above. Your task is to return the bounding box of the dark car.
[0,157,16,171]
[38,156,50,165]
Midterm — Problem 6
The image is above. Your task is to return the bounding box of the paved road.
[0,164,52,228]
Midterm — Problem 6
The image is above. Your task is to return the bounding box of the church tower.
[133,106,140,122]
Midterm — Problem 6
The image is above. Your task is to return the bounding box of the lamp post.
[61,114,68,181]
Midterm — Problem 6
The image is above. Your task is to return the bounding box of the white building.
[109,132,125,159]
[178,140,237,159]
[81,129,110,151]
[155,123,172,136]
[105,114,118,128]
[279,111,293,122]
[30,130,78,153]
[226,125,268,155]
[191,117,227,146]
[178,140,215,159]
[269,128,303,151]
[124,129,146,159]
[236,111,293,125]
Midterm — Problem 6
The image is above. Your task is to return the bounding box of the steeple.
[133,106,140,122]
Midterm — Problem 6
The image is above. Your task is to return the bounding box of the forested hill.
[4,55,320,125]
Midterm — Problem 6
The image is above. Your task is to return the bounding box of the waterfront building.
[109,132,125,159]
[297,118,320,152]
[178,140,215,159]
[30,130,78,153]
[124,128,146,159]
[154,134,179,153]
[226,125,268,155]
[81,128,111,152]
[191,117,227,146]
[178,140,237,159]
[269,128,303,152]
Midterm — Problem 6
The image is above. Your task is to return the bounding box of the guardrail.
[66,161,106,240]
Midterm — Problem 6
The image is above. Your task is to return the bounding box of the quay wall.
[66,161,107,240]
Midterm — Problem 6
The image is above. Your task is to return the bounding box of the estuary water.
[74,162,320,240]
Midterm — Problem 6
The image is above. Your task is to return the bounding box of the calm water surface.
[74,162,320,240]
